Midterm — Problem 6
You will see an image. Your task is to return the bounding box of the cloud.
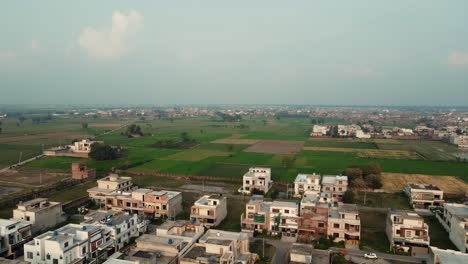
[344,66,380,78]
[447,51,468,66]
[78,10,143,60]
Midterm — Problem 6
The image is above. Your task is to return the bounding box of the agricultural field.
[2,116,468,190]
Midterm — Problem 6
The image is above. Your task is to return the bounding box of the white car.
[364,253,378,259]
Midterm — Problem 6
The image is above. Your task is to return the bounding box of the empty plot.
[211,138,259,145]
[244,140,305,154]
[382,172,468,194]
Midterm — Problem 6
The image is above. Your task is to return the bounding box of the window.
[82,246,86,254]
[285,210,289,214]
[405,230,411,238]
[27,252,33,259]
[333,233,339,238]
[47,254,51,260]
[53,259,58,264]
[64,242,69,248]
[415,230,420,236]
[272,209,279,213]
[162,205,167,210]
[213,201,217,206]
[26,216,30,221]
[334,224,340,228]
[318,223,324,228]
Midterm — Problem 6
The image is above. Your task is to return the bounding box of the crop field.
[382,173,467,194]
[376,140,459,161]
[2,116,468,190]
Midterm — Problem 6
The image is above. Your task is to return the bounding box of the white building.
[310,125,328,137]
[68,139,102,154]
[24,224,109,264]
[180,229,256,264]
[0,219,32,258]
[327,203,360,249]
[12,198,64,234]
[450,135,468,148]
[293,174,321,198]
[404,184,444,209]
[288,243,314,264]
[386,210,430,257]
[436,203,468,253]
[87,174,135,204]
[321,175,348,201]
[429,246,468,264]
[239,167,273,195]
[354,130,371,139]
[190,194,227,227]
[269,201,300,240]
[82,210,148,251]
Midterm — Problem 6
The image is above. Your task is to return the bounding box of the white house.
[239,167,273,195]
[293,174,321,198]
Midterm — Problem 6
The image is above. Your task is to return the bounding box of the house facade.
[327,203,361,249]
[0,219,32,258]
[190,194,227,227]
[293,174,321,198]
[404,184,444,209]
[321,176,348,202]
[436,203,468,253]
[239,167,273,195]
[12,198,64,234]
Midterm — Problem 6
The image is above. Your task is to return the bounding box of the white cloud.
[447,51,468,66]
[78,10,143,60]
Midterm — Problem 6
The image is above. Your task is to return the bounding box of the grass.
[353,192,411,210]
[249,242,275,264]
[359,211,391,253]
[163,149,231,161]
[46,181,97,203]
[306,139,377,149]
[423,215,458,250]
[0,143,43,167]
[216,197,246,232]
[376,140,459,161]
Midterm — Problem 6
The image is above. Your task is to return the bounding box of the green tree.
[89,144,120,160]
[262,119,267,126]
[180,132,190,142]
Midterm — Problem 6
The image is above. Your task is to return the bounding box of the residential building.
[327,203,360,249]
[404,184,444,209]
[288,243,314,264]
[12,198,64,234]
[87,174,135,204]
[82,210,148,251]
[190,194,227,227]
[354,130,371,139]
[180,229,256,264]
[68,139,101,154]
[103,188,183,219]
[240,196,271,233]
[429,246,468,264]
[0,219,32,258]
[297,192,329,243]
[23,224,109,264]
[310,125,328,137]
[269,201,300,240]
[71,163,96,180]
[450,135,468,148]
[321,175,348,201]
[436,203,468,253]
[386,209,430,257]
[238,167,272,195]
[293,174,321,198]
[336,125,361,137]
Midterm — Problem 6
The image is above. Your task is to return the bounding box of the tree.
[362,162,382,176]
[126,124,143,136]
[342,191,355,203]
[345,167,363,182]
[351,177,367,189]
[81,122,88,129]
[365,174,383,189]
[180,132,190,142]
[89,144,120,160]
[227,145,234,152]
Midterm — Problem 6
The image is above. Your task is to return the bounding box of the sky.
[1,1,468,106]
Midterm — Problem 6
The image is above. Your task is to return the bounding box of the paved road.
[260,239,292,264]
[330,247,426,263]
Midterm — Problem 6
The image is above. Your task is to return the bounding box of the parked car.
[364,253,378,259]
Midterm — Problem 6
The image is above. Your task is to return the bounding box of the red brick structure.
[71,163,96,180]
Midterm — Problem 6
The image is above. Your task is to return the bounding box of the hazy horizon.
[1,1,468,106]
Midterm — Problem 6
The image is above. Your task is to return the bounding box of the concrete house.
[190,194,227,227]
[327,203,361,249]
[386,209,430,257]
[12,198,64,234]
[436,203,468,253]
[180,230,256,264]
[269,201,300,240]
[87,174,135,204]
[71,163,96,180]
[297,192,330,243]
[239,167,273,195]
[240,196,271,233]
[321,175,348,202]
[288,243,314,264]
[0,219,32,258]
[293,174,321,198]
[404,184,444,209]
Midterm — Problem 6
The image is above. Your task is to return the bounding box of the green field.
[3,116,468,183]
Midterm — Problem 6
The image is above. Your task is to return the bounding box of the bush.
[89,144,121,160]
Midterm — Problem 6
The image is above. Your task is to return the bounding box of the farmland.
[1,116,468,190]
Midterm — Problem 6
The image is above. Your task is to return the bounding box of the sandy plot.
[211,138,259,145]
[244,140,305,154]
[0,132,91,144]
[382,173,468,194]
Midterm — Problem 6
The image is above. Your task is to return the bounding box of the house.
[68,139,101,154]
[386,209,430,257]
[179,229,257,264]
[428,246,468,264]
[321,175,348,201]
[269,201,300,240]
[87,174,135,205]
[336,125,361,137]
[297,192,330,243]
[238,167,273,195]
[354,130,371,139]
[12,198,64,234]
[103,188,183,219]
[82,210,148,251]
[0,219,32,258]
[435,203,468,253]
[288,243,314,264]
[327,203,360,249]
[240,196,271,233]
[450,135,468,148]
[71,163,96,180]
[310,125,328,137]
[293,174,321,198]
[23,224,109,264]
[190,194,227,227]
[404,184,444,209]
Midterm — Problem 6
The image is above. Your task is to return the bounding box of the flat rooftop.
[290,243,314,255]
[322,175,348,184]
[136,234,183,247]
[430,247,468,264]
[389,209,422,219]
[271,200,298,208]
[408,183,441,191]
[182,245,220,261]
[444,203,468,217]
[294,174,320,183]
